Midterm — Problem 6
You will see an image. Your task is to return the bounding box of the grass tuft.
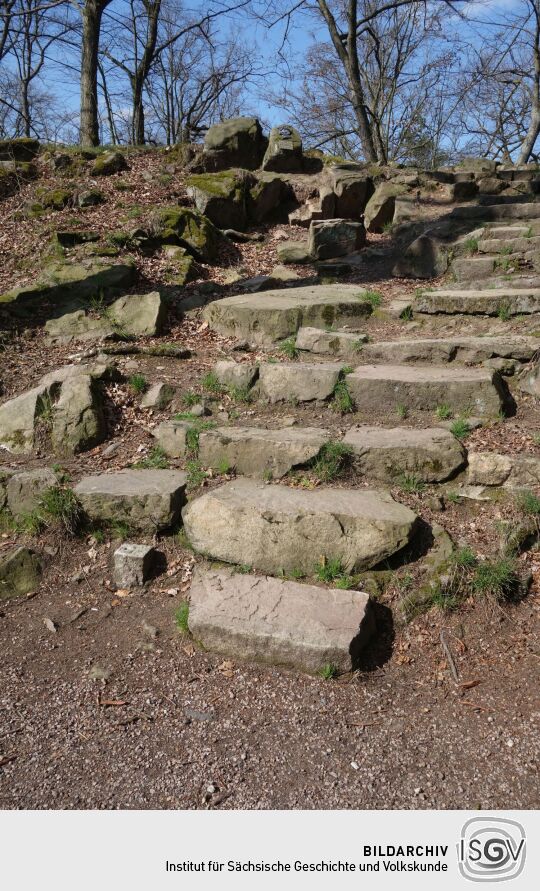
[174,602,190,634]
[311,441,353,481]
[128,373,148,395]
[278,337,299,360]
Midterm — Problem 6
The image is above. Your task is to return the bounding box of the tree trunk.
[317,0,379,163]
[80,0,106,146]
[517,8,540,164]
[132,80,145,144]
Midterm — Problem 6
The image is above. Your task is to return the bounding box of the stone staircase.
[3,179,540,678]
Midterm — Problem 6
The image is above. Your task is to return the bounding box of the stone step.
[343,425,466,482]
[415,287,540,316]
[74,469,187,531]
[478,236,540,253]
[346,365,506,416]
[450,201,540,222]
[296,326,367,358]
[182,478,418,574]
[258,362,345,402]
[188,565,374,674]
[198,425,331,478]
[361,335,537,365]
[485,225,537,239]
[452,257,498,281]
[202,285,373,345]
[467,452,540,488]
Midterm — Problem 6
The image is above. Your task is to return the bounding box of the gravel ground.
[0,579,538,809]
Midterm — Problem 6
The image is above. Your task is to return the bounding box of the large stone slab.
[343,426,466,482]
[74,469,187,531]
[258,362,343,402]
[346,365,505,415]
[415,288,540,316]
[202,285,373,344]
[361,336,538,365]
[188,565,374,674]
[182,478,418,574]
[199,426,331,478]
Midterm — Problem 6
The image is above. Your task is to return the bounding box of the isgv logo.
[458,817,526,882]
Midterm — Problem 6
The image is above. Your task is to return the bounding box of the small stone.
[114,542,155,587]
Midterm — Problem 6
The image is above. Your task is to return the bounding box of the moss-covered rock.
[203,117,267,170]
[162,245,196,285]
[0,137,40,162]
[78,188,104,207]
[152,206,223,262]
[0,546,42,600]
[186,169,254,229]
[262,124,303,172]
[55,230,100,248]
[0,260,136,313]
[37,188,73,210]
[91,151,129,176]
[248,175,288,223]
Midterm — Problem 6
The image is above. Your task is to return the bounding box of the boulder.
[296,327,367,358]
[182,478,419,574]
[198,425,331,478]
[361,336,537,365]
[258,362,344,402]
[203,117,267,170]
[276,240,311,264]
[213,360,258,390]
[0,261,136,312]
[186,169,254,229]
[162,245,196,285]
[50,374,105,455]
[152,206,222,262]
[324,164,373,219]
[203,284,373,345]
[392,231,451,279]
[0,547,41,600]
[262,125,303,172]
[346,365,505,416]
[78,189,104,208]
[140,383,176,410]
[188,565,374,673]
[7,468,58,519]
[248,175,288,223]
[0,138,40,161]
[74,469,188,532]
[0,385,54,453]
[307,219,366,260]
[153,420,193,458]
[46,290,167,342]
[364,182,406,232]
[0,467,15,509]
[343,426,466,482]
[467,452,540,488]
[91,151,129,176]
